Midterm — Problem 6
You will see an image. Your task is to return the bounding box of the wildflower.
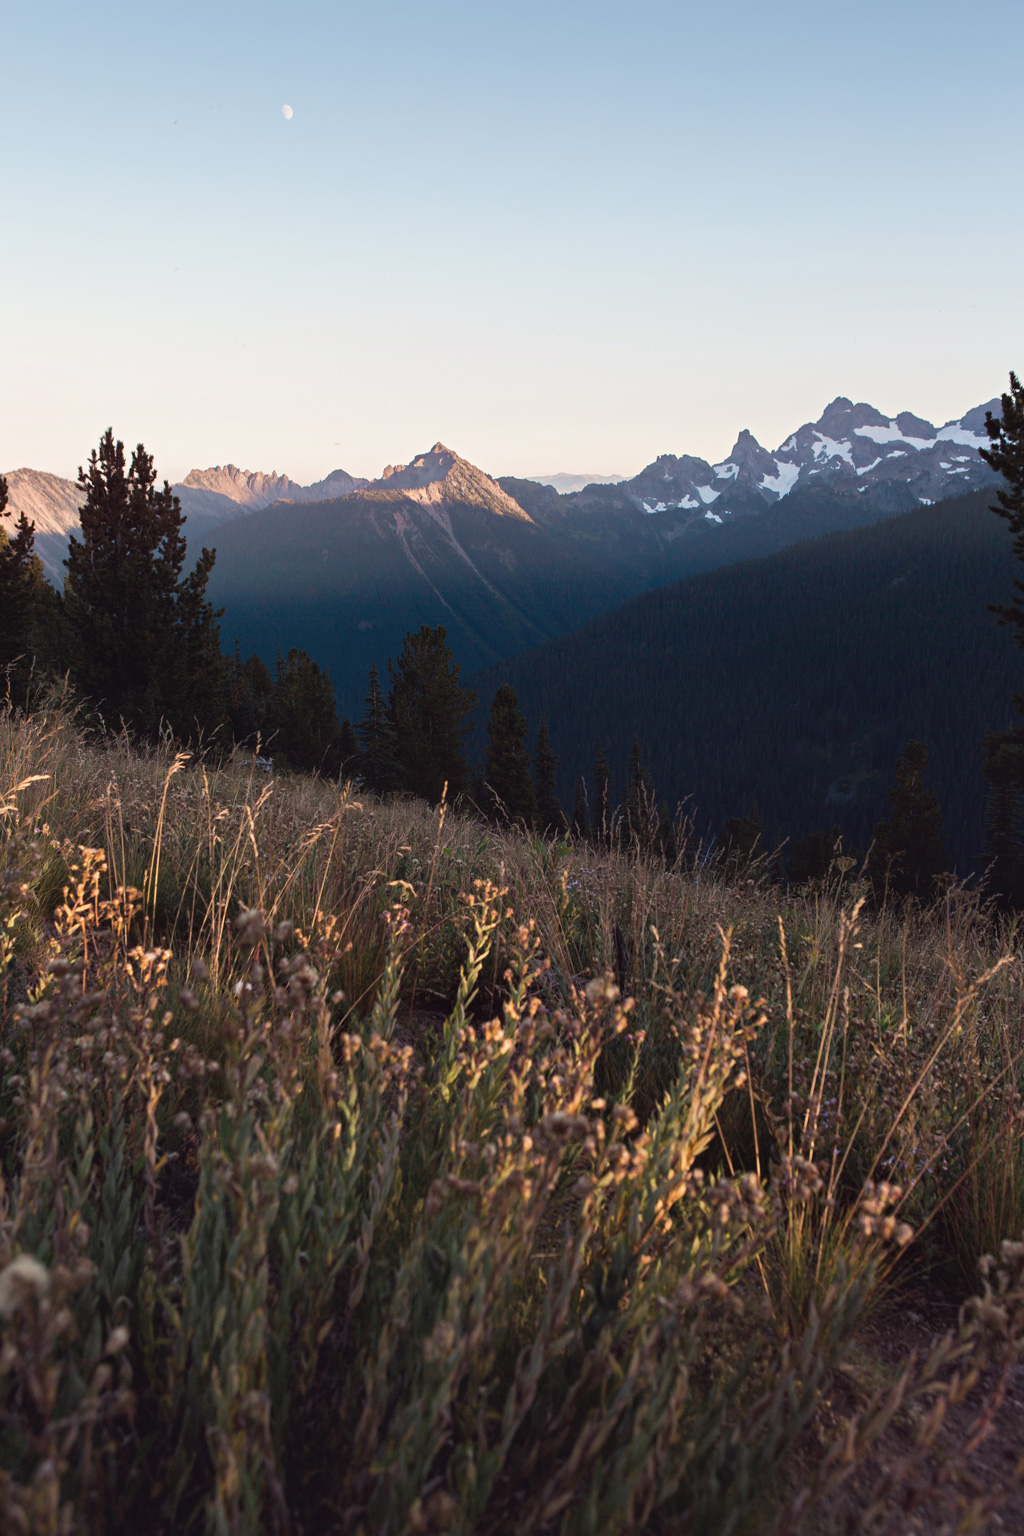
[235,907,267,945]
[0,1254,50,1318]
[585,973,620,1007]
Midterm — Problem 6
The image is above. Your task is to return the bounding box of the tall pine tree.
[388,626,477,803]
[62,430,224,740]
[355,662,398,794]
[483,684,537,825]
[226,648,274,749]
[0,477,52,698]
[980,374,1024,901]
[533,717,565,836]
[622,738,656,852]
[982,372,1024,652]
[271,648,341,775]
[867,740,947,904]
[982,730,1024,909]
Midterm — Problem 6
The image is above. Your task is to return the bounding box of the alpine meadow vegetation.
[2,708,1024,1534]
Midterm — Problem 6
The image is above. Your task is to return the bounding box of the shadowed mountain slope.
[471,489,1022,871]
[207,444,635,715]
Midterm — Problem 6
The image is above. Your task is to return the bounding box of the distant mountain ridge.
[5,392,1000,579]
[0,460,368,576]
[538,397,998,531]
[175,463,368,529]
[3,393,1007,703]
[527,472,625,494]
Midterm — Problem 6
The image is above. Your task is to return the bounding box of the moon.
[281,104,294,120]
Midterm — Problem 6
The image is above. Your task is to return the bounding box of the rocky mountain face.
[367,443,530,520]
[1,468,87,578]
[548,397,998,530]
[1,460,368,576]
[173,464,368,535]
[205,443,632,714]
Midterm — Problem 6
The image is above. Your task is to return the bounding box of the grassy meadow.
[1,706,1024,1533]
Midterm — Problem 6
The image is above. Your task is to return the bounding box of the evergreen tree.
[0,476,53,698]
[982,372,1024,655]
[867,740,947,904]
[720,804,764,874]
[338,717,359,779]
[622,738,658,852]
[483,684,537,825]
[226,647,274,749]
[533,717,565,836]
[656,801,678,866]
[982,729,1024,908]
[355,663,399,794]
[572,776,589,841]
[590,748,611,846]
[62,430,224,740]
[271,648,341,775]
[981,374,1024,897]
[388,626,477,804]
[788,825,849,884]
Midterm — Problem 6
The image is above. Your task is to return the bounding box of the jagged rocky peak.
[176,462,366,512]
[719,429,777,480]
[814,398,891,437]
[180,464,295,506]
[370,443,532,520]
[377,443,460,490]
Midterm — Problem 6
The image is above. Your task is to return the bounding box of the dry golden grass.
[1,706,1023,1534]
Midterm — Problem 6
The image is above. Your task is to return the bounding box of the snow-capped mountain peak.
[595,396,1000,529]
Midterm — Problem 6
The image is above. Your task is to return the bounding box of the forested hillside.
[472,489,1022,869]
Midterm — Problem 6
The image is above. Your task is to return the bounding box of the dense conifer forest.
[472,488,1023,870]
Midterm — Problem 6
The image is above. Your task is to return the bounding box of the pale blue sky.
[2,0,1020,483]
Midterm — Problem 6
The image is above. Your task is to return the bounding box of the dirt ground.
[794,1295,1024,1535]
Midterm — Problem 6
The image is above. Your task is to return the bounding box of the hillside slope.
[207,445,638,715]
[471,489,1023,870]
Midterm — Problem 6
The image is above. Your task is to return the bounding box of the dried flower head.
[0,1254,50,1318]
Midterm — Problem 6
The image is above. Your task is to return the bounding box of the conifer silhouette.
[62,430,223,739]
[355,663,398,794]
[271,648,341,774]
[867,740,947,903]
[483,684,537,825]
[388,626,476,803]
[0,475,52,695]
[533,718,565,835]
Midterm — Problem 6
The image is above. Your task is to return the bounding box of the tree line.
[5,400,1024,911]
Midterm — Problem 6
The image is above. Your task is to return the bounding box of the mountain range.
[2,394,1002,714]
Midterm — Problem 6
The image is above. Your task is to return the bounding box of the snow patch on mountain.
[760,461,800,498]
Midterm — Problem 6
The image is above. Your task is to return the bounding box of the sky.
[2,0,1021,484]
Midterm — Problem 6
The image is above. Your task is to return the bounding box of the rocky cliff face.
[1,469,85,577]
[1,460,368,575]
[367,443,532,521]
[178,463,367,509]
